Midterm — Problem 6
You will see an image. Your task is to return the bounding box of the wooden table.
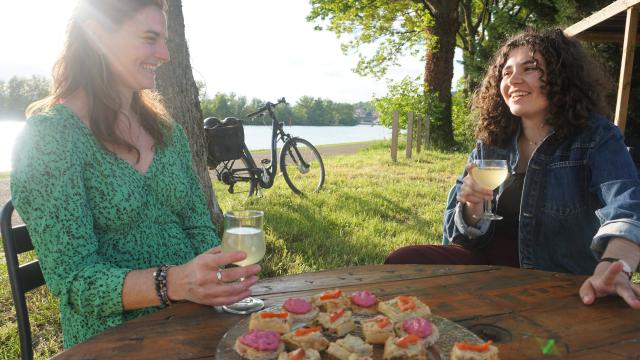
[53,265,640,359]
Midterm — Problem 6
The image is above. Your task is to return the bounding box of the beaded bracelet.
[153,265,173,306]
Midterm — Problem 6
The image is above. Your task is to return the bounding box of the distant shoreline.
[0,140,382,177]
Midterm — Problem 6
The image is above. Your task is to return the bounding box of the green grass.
[0,141,467,359]
[214,141,466,277]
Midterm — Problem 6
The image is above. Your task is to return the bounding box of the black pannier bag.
[203,117,245,165]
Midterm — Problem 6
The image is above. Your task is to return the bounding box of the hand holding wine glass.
[220,210,266,314]
[470,160,508,220]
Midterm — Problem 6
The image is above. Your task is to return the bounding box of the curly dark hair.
[472,28,613,147]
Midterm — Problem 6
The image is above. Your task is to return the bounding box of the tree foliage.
[308,0,460,147]
[308,1,433,79]
[0,75,50,119]
[201,93,365,126]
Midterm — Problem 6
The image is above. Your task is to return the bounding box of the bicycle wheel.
[280,138,325,195]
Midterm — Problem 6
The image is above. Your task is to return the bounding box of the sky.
[0,1,462,104]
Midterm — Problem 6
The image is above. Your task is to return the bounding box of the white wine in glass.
[472,160,508,220]
[221,210,265,314]
[222,227,265,266]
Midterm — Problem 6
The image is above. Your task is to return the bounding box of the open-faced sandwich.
[282,297,319,323]
[450,340,498,360]
[393,317,439,347]
[311,289,350,312]
[249,311,292,334]
[316,308,356,337]
[349,290,379,315]
[361,315,394,345]
[378,295,431,322]
[235,329,285,360]
[383,334,427,360]
[277,348,321,360]
[326,334,374,360]
[281,326,330,351]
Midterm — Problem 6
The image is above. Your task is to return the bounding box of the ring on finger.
[216,269,224,282]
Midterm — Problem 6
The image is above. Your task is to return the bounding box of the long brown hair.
[27,0,171,161]
[472,28,612,147]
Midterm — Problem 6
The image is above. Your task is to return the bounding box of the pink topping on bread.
[239,329,281,351]
[283,298,312,314]
[350,291,378,308]
[402,317,433,338]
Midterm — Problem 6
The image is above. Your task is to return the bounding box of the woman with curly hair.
[386,28,640,308]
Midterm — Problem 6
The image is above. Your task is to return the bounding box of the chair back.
[1,200,46,360]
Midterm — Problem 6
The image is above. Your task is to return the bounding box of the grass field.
[0,141,467,359]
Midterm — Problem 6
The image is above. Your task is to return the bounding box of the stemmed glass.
[220,210,266,314]
[471,159,508,220]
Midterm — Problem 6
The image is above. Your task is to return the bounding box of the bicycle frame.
[212,97,323,196]
[240,99,292,190]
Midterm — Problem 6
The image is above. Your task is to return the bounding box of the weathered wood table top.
[53,265,640,359]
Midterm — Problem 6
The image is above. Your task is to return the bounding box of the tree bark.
[424,0,459,146]
[156,0,223,231]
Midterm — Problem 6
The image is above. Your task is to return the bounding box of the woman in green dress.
[10,0,260,348]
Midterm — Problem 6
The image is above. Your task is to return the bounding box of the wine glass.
[220,210,266,314]
[471,159,508,220]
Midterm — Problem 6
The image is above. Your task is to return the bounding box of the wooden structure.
[390,110,399,162]
[406,112,414,159]
[53,265,640,359]
[565,0,640,134]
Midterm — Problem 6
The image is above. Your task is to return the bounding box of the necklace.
[523,122,550,146]
[526,137,544,146]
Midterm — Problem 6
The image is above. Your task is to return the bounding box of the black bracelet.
[153,265,173,306]
[599,257,633,279]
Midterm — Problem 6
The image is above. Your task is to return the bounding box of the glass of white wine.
[471,159,508,220]
[221,210,266,314]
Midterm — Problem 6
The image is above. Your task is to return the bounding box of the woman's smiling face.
[99,5,170,95]
[499,46,550,122]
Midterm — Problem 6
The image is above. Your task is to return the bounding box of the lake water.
[0,121,391,172]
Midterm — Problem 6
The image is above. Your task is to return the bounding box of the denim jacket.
[443,114,640,275]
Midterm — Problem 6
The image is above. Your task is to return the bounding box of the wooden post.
[614,6,638,134]
[406,112,414,159]
[424,113,431,150]
[391,110,399,162]
[416,114,422,153]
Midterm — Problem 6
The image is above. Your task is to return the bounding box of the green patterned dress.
[10,104,219,348]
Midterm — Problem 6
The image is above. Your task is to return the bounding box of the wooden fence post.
[406,112,414,159]
[391,110,399,162]
[416,114,422,153]
[424,113,431,150]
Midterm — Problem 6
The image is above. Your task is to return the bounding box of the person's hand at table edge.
[579,238,640,309]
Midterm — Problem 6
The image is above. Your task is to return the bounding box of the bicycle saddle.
[221,117,242,126]
[203,117,221,129]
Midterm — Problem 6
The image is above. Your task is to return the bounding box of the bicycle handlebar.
[246,97,287,118]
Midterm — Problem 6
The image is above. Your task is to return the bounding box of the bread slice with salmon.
[249,311,292,334]
[449,340,499,360]
[377,295,430,322]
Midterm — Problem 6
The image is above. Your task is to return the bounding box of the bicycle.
[205,98,325,197]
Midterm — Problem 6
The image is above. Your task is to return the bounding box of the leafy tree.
[308,0,460,147]
[372,76,429,128]
[200,93,361,126]
[0,75,50,119]
[156,0,223,228]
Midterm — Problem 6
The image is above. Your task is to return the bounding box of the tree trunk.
[424,0,459,146]
[156,0,223,231]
